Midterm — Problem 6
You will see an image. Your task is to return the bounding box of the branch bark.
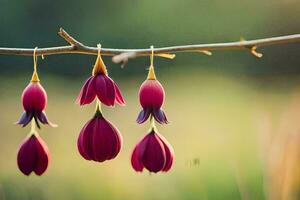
[0,28,299,60]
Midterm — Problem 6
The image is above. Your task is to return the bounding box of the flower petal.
[157,134,174,172]
[36,111,57,127]
[78,119,96,160]
[139,80,164,109]
[16,111,33,127]
[17,135,37,175]
[22,82,47,112]
[104,119,122,160]
[131,146,144,172]
[33,135,49,176]
[142,133,166,173]
[136,109,151,124]
[92,118,110,162]
[76,76,96,105]
[114,83,125,106]
[131,134,150,172]
[94,75,116,106]
[77,127,89,160]
[92,117,121,162]
[78,121,91,160]
[153,109,169,124]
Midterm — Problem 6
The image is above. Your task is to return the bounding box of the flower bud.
[131,130,174,173]
[17,134,50,176]
[17,82,55,128]
[137,80,168,124]
[22,82,47,112]
[77,113,122,162]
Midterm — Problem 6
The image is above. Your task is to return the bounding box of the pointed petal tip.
[117,101,126,106]
[19,170,32,176]
[77,101,88,106]
[36,112,57,128]
[16,111,33,127]
[136,109,150,124]
[153,109,169,124]
[49,123,58,128]
[114,83,126,106]
[131,148,144,172]
[133,168,144,172]
[157,134,174,172]
[76,76,97,106]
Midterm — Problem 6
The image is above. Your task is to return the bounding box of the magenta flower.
[17,134,50,176]
[76,55,125,106]
[131,130,174,173]
[137,76,168,124]
[17,81,55,128]
[77,111,122,162]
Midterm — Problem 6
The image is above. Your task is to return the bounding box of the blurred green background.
[1,0,300,199]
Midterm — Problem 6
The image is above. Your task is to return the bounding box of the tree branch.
[0,28,299,62]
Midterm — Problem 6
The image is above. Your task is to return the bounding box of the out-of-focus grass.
[0,69,299,200]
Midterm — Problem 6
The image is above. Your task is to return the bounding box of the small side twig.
[58,28,84,48]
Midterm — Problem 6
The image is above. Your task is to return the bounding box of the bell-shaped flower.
[17,73,56,128]
[137,67,168,124]
[17,134,50,176]
[77,55,125,106]
[131,129,174,173]
[77,110,122,162]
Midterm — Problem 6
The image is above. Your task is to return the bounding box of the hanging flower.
[17,70,56,128]
[137,66,168,124]
[131,129,174,173]
[17,134,50,176]
[77,108,123,162]
[76,50,125,106]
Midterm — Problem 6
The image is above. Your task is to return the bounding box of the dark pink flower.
[77,111,122,162]
[131,130,174,173]
[17,134,50,176]
[76,55,125,106]
[137,79,168,124]
[17,82,56,128]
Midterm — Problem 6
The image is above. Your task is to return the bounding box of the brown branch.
[0,28,299,61]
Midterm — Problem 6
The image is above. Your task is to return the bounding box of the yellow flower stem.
[95,98,102,114]
[147,65,157,80]
[147,45,157,80]
[149,115,157,132]
[92,44,108,76]
[29,120,38,136]
[31,47,40,82]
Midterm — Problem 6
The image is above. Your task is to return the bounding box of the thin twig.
[57,28,84,47]
[0,28,299,60]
